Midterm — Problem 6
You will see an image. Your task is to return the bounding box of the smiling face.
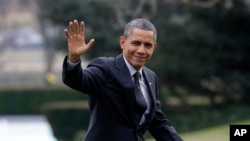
[120,28,157,70]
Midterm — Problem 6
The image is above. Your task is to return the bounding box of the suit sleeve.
[148,75,183,141]
[62,56,107,95]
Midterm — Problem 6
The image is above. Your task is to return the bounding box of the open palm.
[64,19,94,63]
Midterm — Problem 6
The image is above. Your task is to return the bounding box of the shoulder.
[87,54,124,69]
[88,56,115,66]
[143,66,156,76]
[143,66,159,84]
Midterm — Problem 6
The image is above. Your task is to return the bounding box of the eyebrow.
[131,40,153,45]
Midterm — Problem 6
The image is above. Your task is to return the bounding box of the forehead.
[127,28,155,41]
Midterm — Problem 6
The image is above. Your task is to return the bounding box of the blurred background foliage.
[38,0,250,105]
[0,0,250,141]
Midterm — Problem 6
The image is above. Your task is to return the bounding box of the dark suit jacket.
[62,54,183,141]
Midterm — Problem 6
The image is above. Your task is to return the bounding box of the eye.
[131,41,141,46]
[145,43,153,49]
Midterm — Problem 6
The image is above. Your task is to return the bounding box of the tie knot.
[133,72,141,87]
[134,71,141,79]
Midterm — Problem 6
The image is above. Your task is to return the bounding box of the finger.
[69,21,74,34]
[86,39,95,48]
[64,29,70,39]
[73,19,79,34]
[79,21,85,36]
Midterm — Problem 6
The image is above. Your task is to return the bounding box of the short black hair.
[123,19,157,41]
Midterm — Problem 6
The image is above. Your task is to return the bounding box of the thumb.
[86,39,95,48]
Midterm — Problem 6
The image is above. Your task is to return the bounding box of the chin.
[133,64,144,70]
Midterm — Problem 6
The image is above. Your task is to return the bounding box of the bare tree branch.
[112,0,158,27]
[113,0,130,27]
[182,0,220,8]
[132,0,147,19]
[149,0,158,17]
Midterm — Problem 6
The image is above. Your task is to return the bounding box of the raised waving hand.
[64,19,95,63]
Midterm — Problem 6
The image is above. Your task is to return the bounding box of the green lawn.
[147,119,250,141]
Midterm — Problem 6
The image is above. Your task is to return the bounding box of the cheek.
[123,48,131,58]
[146,50,154,57]
[124,46,134,54]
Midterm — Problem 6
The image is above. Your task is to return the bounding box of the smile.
[133,55,146,59]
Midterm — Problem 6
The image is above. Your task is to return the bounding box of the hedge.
[0,88,88,114]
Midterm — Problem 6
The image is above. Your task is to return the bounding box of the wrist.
[68,55,80,63]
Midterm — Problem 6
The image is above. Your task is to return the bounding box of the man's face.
[119,28,157,70]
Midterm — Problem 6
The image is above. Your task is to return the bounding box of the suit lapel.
[115,54,137,126]
[142,68,156,120]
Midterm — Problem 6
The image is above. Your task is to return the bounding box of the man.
[62,18,183,141]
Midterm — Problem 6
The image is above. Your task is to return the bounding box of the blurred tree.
[38,0,159,58]
[149,0,250,105]
[37,0,250,105]
[37,0,95,84]
[188,0,250,104]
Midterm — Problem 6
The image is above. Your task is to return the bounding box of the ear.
[119,36,125,49]
[154,42,158,50]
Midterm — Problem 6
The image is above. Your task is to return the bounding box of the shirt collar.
[123,56,143,77]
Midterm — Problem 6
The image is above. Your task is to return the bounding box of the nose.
[137,45,146,54]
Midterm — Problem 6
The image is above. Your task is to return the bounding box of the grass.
[147,119,250,141]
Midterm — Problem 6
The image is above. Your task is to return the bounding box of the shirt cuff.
[67,58,80,68]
